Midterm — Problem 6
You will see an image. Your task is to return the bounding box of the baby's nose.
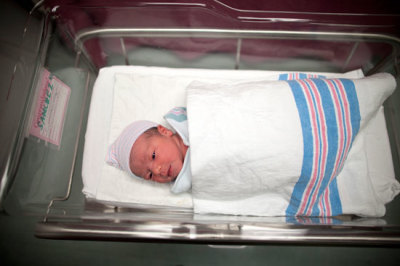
[151,165,162,176]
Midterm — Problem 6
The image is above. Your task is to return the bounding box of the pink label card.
[29,69,71,147]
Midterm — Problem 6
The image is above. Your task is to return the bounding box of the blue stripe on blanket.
[285,78,360,217]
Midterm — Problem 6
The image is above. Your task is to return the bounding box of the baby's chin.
[153,175,175,183]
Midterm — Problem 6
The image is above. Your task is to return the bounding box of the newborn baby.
[106,107,192,193]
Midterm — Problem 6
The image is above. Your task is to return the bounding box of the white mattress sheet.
[81,66,395,210]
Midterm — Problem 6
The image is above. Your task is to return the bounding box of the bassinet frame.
[34,24,400,245]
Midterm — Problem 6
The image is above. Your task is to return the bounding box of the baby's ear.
[157,125,173,136]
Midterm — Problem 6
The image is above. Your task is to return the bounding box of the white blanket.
[188,73,400,217]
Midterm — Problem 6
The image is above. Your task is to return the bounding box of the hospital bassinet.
[2,0,400,245]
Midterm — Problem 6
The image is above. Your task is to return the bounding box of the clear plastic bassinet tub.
[1,0,400,246]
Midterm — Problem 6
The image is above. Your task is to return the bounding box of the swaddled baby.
[106,107,191,193]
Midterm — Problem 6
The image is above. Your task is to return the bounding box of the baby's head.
[107,121,188,183]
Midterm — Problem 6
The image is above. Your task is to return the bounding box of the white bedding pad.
[82,66,396,212]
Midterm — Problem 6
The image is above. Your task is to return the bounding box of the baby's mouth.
[167,165,172,177]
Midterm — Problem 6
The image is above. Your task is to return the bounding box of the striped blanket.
[187,73,397,217]
[285,77,359,216]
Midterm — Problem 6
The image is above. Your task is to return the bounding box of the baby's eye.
[152,151,156,160]
[149,172,153,180]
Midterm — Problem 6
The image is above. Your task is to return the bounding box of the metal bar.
[75,28,400,46]
[43,71,91,222]
[29,0,45,15]
[74,50,81,68]
[235,38,242,70]
[120,38,130,65]
[342,42,359,72]
[35,221,400,246]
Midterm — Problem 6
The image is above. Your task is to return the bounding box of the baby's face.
[130,125,187,183]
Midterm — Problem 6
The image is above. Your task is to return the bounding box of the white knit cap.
[106,120,158,178]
